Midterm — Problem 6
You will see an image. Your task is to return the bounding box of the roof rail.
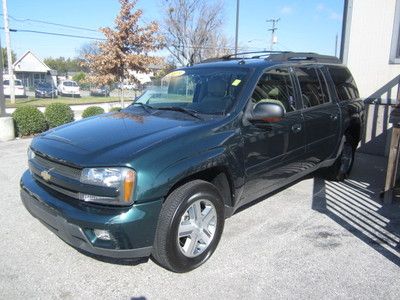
[198,51,341,64]
[267,52,340,64]
[198,51,289,64]
[222,50,289,59]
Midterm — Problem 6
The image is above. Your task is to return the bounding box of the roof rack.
[199,51,288,63]
[268,52,340,64]
[198,51,340,64]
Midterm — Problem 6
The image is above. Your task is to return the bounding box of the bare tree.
[162,0,230,66]
[77,42,100,73]
[78,42,100,58]
[83,0,164,105]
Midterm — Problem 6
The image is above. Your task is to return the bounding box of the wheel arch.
[345,115,362,148]
[165,165,235,211]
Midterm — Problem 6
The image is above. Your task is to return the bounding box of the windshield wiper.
[156,106,203,120]
[131,102,154,113]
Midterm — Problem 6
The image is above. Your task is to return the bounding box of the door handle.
[291,123,302,133]
[330,114,338,121]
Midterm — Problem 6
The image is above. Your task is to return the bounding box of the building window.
[390,0,400,63]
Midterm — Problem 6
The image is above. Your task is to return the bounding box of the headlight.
[80,167,136,206]
[27,147,35,161]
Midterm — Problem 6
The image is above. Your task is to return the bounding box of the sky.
[0,0,344,61]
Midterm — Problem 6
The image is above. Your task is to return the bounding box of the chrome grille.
[29,154,82,200]
[29,153,118,202]
[33,154,81,179]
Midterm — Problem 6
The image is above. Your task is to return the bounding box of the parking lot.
[1,138,400,299]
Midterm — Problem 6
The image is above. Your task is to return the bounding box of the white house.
[341,0,400,156]
[12,50,56,88]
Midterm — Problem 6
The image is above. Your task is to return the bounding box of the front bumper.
[36,91,57,98]
[20,170,162,259]
[60,90,80,96]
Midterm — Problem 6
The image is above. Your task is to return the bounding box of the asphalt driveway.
[1,138,400,299]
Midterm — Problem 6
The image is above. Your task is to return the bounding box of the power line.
[1,13,99,32]
[5,26,262,52]
[2,27,105,41]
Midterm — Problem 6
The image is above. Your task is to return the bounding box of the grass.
[6,96,123,108]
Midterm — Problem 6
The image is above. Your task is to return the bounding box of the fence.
[358,75,400,157]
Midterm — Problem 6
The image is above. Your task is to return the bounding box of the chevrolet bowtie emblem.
[40,170,51,181]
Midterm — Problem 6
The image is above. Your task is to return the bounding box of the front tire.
[152,180,225,272]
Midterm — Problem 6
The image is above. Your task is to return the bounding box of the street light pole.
[2,0,15,104]
[234,0,239,56]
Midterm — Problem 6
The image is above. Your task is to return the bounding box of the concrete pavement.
[1,138,400,299]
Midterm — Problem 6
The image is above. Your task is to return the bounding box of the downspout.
[340,0,354,65]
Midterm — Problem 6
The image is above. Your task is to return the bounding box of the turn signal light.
[124,170,135,202]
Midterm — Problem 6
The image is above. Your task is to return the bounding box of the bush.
[109,107,121,112]
[82,106,105,118]
[44,103,74,128]
[12,106,47,136]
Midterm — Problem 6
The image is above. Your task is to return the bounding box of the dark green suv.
[21,52,364,272]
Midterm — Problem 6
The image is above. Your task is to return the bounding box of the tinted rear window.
[3,80,23,86]
[328,66,359,101]
[63,81,78,87]
[294,67,330,108]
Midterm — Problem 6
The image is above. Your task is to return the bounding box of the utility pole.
[2,0,15,104]
[234,0,240,56]
[266,18,280,51]
[0,36,5,117]
[0,31,14,142]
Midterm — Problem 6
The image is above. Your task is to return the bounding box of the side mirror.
[250,101,285,123]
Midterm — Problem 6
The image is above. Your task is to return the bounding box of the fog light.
[93,229,112,241]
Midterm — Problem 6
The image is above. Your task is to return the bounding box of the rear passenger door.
[293,65,340,167]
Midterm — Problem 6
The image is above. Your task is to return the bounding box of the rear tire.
[152,180,225,273]
[324,135,356,181]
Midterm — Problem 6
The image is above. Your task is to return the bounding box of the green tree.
[72,71,86,84]
[44,57,82,75]
[1,47,16,69]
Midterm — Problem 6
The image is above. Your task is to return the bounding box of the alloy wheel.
[177,199,217,258]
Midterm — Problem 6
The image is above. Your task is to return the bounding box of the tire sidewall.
[165,185,224,272]
[336,135,356,180]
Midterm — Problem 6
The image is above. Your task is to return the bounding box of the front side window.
[251,68,296,112]
[294,67,329,108]
[327,66,359,101]
[135,68,249,115]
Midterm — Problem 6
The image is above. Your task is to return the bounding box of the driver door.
[240,67,306,204]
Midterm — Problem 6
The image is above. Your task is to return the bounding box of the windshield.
[3,80,23,86]
[64,81,78,87]
[134,68,248,115]
[37,83,52,88]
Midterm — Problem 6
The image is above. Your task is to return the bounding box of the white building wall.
[345,0,400,99]
[343,0,400,156]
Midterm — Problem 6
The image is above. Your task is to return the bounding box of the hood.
[31,110,203,167]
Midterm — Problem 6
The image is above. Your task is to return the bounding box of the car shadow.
[75,247,149,266]
[311,153,400,266]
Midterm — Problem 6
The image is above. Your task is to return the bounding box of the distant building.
[12,50,57,88]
